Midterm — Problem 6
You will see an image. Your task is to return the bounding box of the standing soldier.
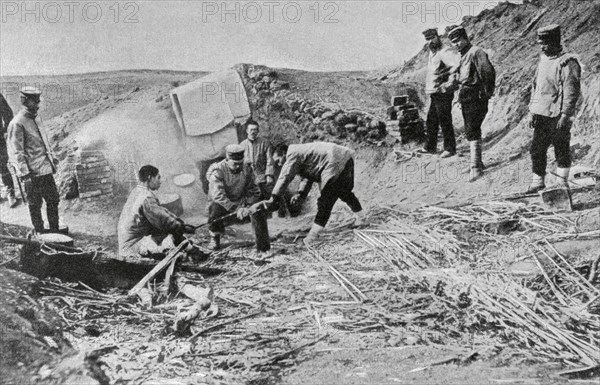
[0,93,18,207]
[418,28,460,158]
[448,25,496,182]
[7,87,62,233]
[267,142,365,246]
[526,24,581,193]
[206,144,270,253]
[239,119,274,199]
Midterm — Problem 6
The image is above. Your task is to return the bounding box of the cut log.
[37,233,74,247]
[157,193,184,216]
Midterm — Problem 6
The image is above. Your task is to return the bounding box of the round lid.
[173,173,196,187]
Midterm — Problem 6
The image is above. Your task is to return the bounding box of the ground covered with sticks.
[1,197,599,384]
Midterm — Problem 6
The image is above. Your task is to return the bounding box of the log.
[0,235,81,253]
[157,193,184,216]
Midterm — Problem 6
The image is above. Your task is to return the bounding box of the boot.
[303,224,324,247]
[208,231,221,251]
[555,167,570,187]
[525,173,545,194]
[353,210,367,227]
[468,140,483,182]
[7,189,19,208]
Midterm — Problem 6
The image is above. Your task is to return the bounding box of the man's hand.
[183,224,196,234]
[236,207,251,220]
[557,114,573,132]
[290,194,303,206]
[249,201,267,214]
[266,175,274,185]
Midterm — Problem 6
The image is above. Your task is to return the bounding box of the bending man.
[268,142,365,246]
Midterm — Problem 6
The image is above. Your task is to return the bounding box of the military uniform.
[0,93,16,204]
[206,145,270,252]
[422,28,460,156]
[271,142,362,228]
[448,26,496,182]
[528,25,581,191]
[7,88,60,231]
[239,136,274,199]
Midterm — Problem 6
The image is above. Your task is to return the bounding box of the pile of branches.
[343,201,600,367]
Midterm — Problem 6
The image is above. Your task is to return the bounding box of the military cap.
[537,24,561,43]
[447,25,467,41]
[225,144,245,161]
[422,28,438,40]
[20,86,42,99]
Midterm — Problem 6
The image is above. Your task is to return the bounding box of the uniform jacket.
[456,45,496,103]
[206,160,261,211]
[426,46,461,95]
[271,142,354,198]
[7,109,55,176]
[0,94,13,139]
[117,185,182,257]
[529,53,581,118]
[239,137,274,184]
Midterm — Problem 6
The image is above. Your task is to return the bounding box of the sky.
[0,0,506,76]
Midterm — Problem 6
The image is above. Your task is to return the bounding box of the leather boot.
[208,231,221,251]
[303,224,324,247]
[468,140,483,182]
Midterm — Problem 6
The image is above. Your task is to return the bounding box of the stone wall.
[75,150,113,199]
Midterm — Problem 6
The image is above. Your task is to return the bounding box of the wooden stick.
[252,333,328,368]
[545,240,600,295]
[128,240,189,296]
[188,310,263,342]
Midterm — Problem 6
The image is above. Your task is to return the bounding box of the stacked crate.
[75,150,114,199]
[386,95,425,144]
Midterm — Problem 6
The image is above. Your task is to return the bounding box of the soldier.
[448,25,496,182]
[267,142,365,246]
[7,87,61,232]
[117,165,197,259]
[526,24,581,193]
[239,119,274,199]
[0,92,18,207]
[418,28,460,158]
[206,144,270,253]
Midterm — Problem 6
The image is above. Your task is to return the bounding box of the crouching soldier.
[118,165,196,259]
[267,142,366,246]
[526,24,581,193]
[206,144,270,253]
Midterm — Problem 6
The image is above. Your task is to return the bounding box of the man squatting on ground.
[206,144,270,253]
[7,87,62,232]
[448,25,496,182]
[267,142,365,246]
[0,92,19,207]
[118,165,197,259]
[419,28,460,158]
[526,24,581,193]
